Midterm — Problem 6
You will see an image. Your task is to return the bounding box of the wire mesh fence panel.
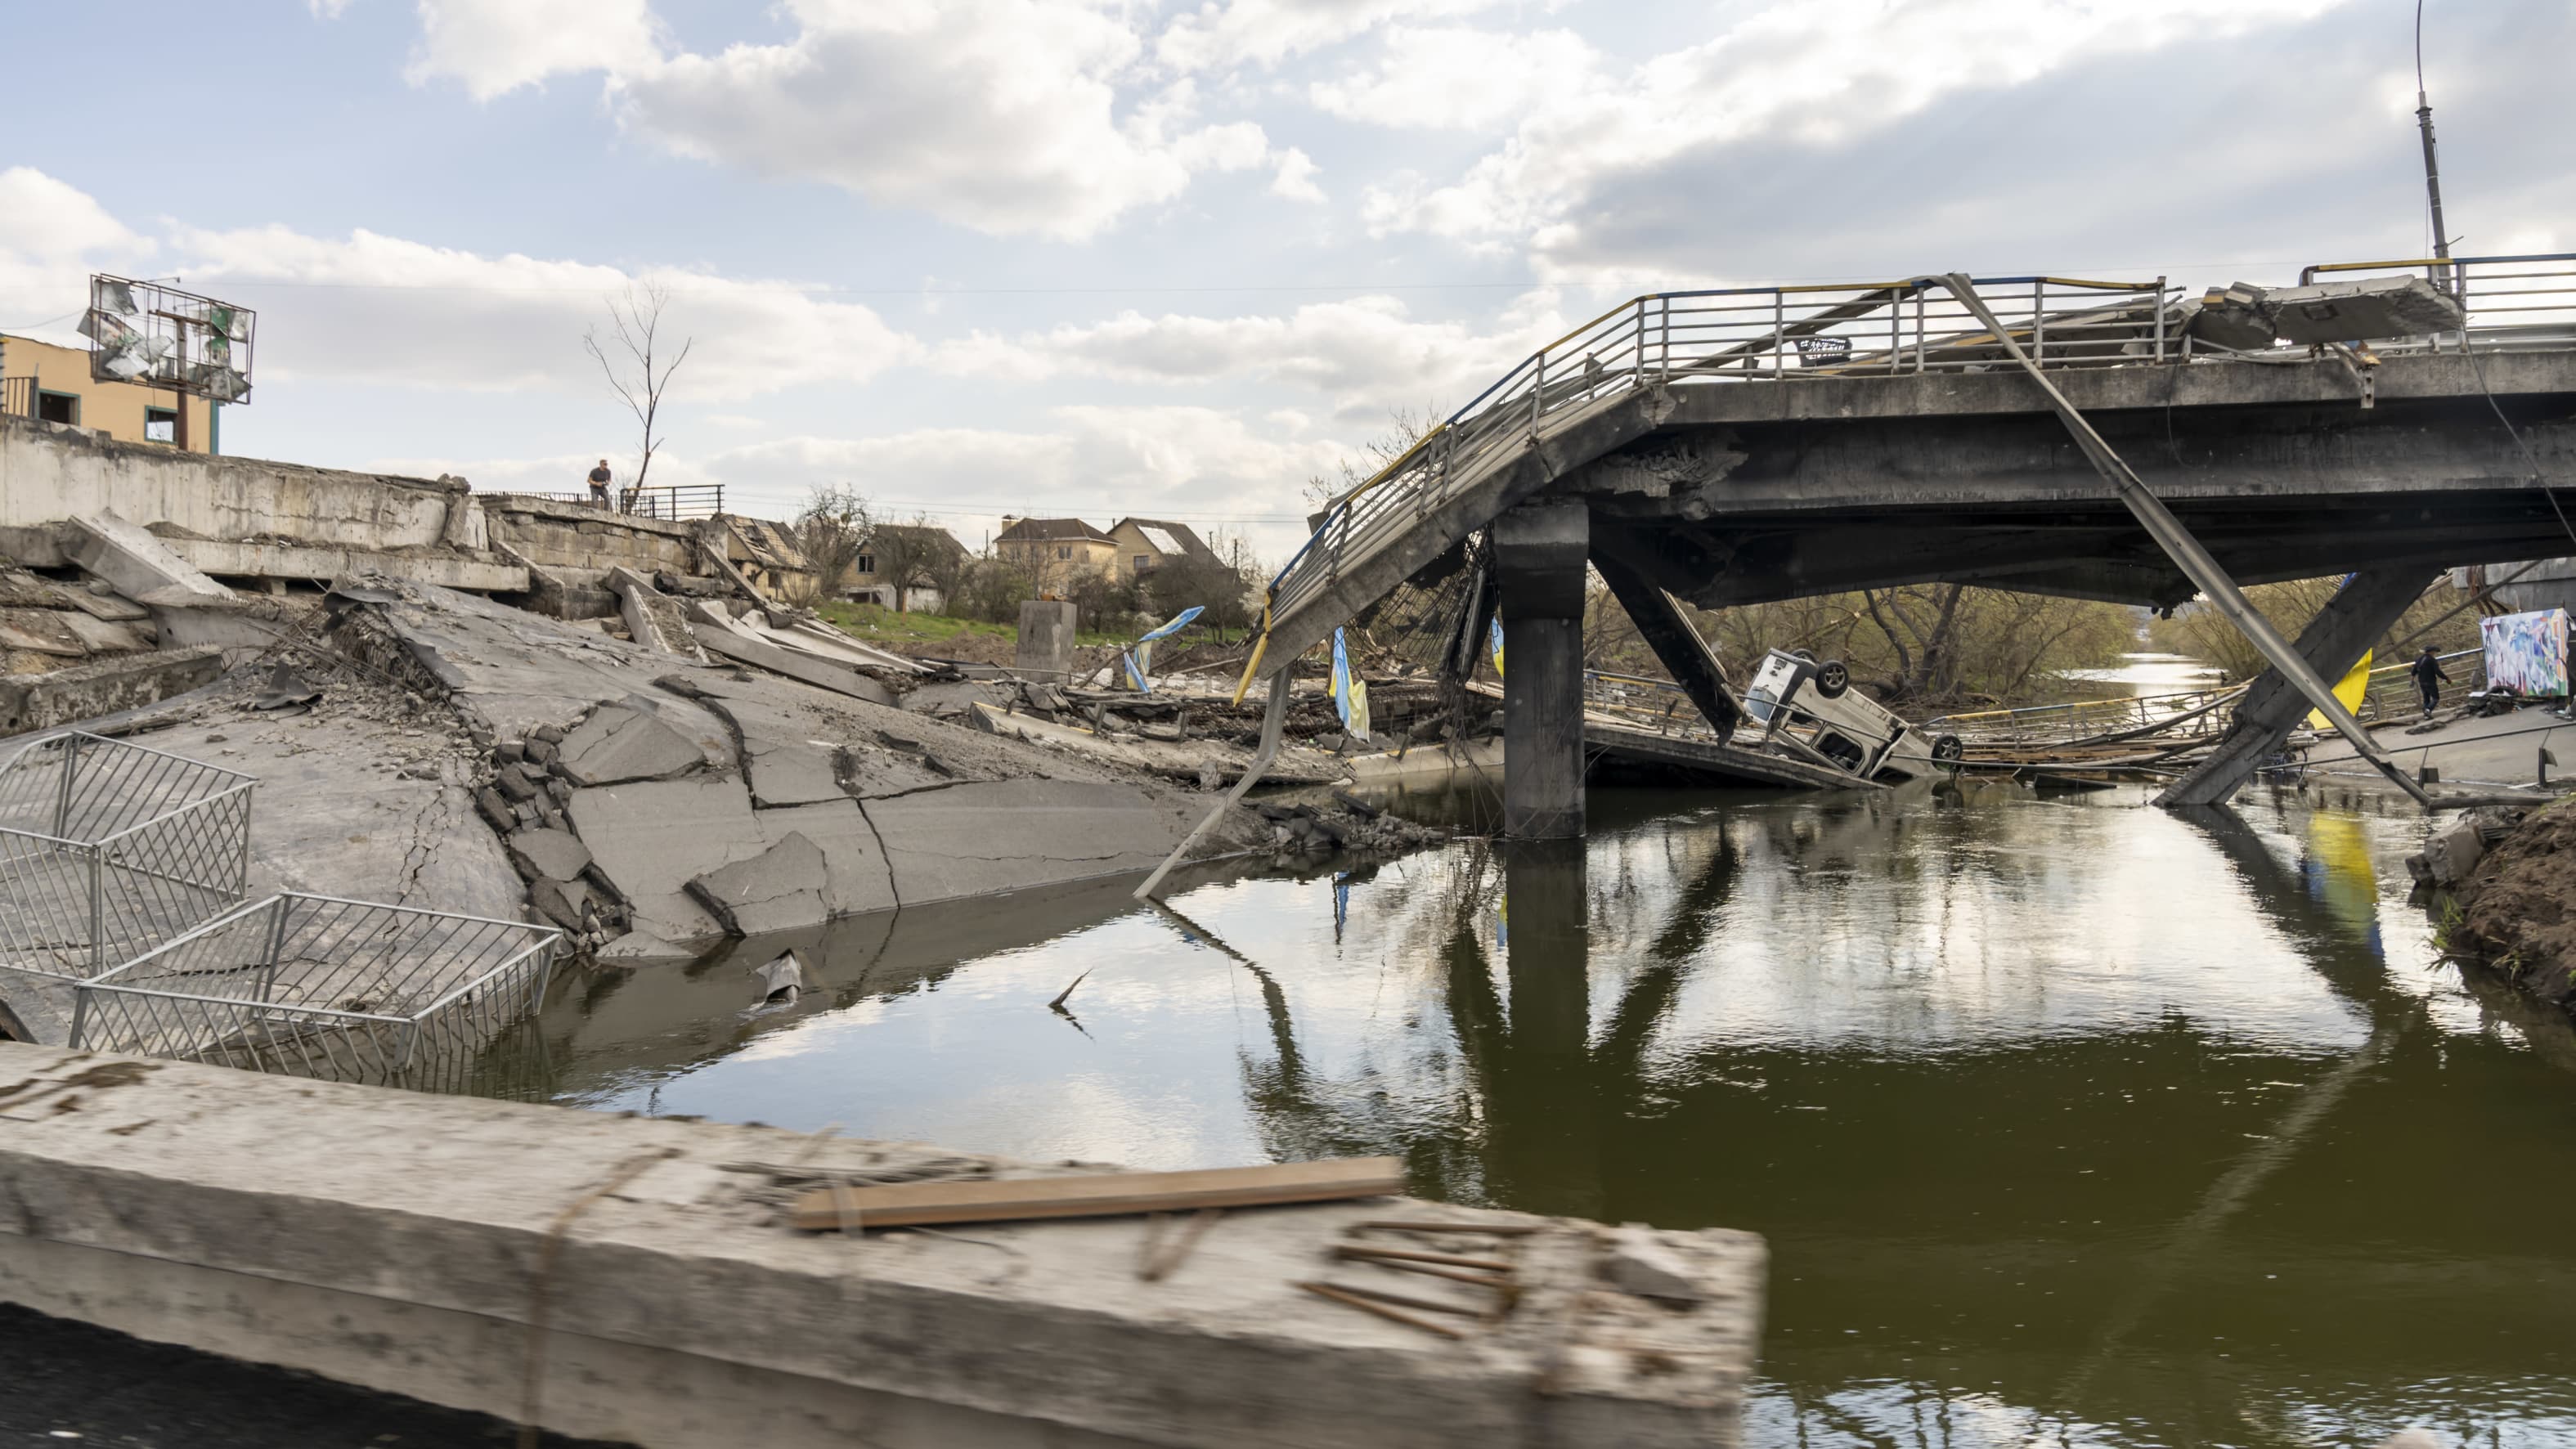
[74,893,560,1091]
[0,733,254,981]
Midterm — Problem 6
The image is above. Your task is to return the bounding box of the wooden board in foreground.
[789,1157,1407,1231]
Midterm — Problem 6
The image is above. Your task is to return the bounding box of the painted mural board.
[2480,608,2570,696]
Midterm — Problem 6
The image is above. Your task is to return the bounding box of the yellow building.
[994,518,1119,591]
[1106,517,1217,579]
[0,333,217,451]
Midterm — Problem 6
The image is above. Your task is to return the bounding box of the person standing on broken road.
[2413,645,2449,717]
[587,458,613,508]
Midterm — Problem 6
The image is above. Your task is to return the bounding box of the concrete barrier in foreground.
[0,1043,1764,1447]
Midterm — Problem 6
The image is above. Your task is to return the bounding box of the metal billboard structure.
[80,275,255,445]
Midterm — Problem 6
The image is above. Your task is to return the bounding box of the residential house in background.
[0,333,217,451]
[848,523,966,612]
[1106,517,1219,579]
[994,517,1118,592]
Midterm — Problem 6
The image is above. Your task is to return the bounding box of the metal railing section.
[0,732,255,982]
[1250,253,2576,687]
[1924,648,2488,746]
[622,484,725,521]
[70,892,560,1087]
[1,376,34,419]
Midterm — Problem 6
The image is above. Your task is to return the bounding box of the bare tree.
[796,483,873,599]
[867,514,966,613]
[1304,405,1443,509]
[583,281,694,495]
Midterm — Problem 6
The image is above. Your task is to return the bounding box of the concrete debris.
[1601,1223,1709,1303]
[755,949,805,1003]
[689,604,900,708]
[0,606,87,656]
[554,699,708,786]
[64,510,235,608]
[529,874,603,934]
[2267,275,2466,346]
[505,826,593,882]
[0,646,226,738]
[608,565,707,662]
[1016,599,1079,681]
[249,660,322,711]
[569,777,766,944]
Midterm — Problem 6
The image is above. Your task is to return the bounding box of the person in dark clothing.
[2412,646,2449,716]
[586,459,612,508]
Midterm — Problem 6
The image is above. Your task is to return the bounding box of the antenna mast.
[2414,0,2458,295]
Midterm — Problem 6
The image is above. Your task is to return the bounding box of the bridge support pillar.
[2157,567,2439,808]
[1592,548,1744,743]
[1495,500,1589,839]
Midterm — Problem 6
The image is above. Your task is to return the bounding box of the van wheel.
[1815,660,1850,698]
[1932,733,1963,763]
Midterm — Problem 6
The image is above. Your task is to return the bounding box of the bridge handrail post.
[2032,276,2045,366]
[1772,292,1784,377]
[2153,276,2167,363]
[1530,352,1544,436]
[1632,297,1645,388]
[1914,285,1926,372]
[1659,296,1671,384]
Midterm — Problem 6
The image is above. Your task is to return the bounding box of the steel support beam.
[1494,500,1588,839]
[2156,567,2439,807]
[1942,274,2435,807]
[1591,545,1744,742]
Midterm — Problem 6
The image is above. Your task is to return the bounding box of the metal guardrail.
[0,732,255,982]
[1255,253,2576,673]
[1,376,34,419]
[623,484,725,521]
[71,892,559,1086]
[1924,648,2489,745]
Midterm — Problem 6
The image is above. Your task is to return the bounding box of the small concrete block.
[594,929,697,964]
[686,831,831,937]
[529,876,598,933]
[494,738,527,764]
[525,737,559,767]
[554,702,704,786]
[1016,599,1079,680]
[493,764,544,803]
[473,787,515,834]
[533,724,568,745]
[2424,818,2485,887]
[506,828,594,882]
[1601,1224,1708,1303]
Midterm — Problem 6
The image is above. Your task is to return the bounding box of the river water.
[532,780,2576,1448]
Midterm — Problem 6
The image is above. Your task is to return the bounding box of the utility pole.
[2415,0,2461,298]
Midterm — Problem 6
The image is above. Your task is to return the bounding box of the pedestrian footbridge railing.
[1248,254,2576,693]
[0,731,255,982]
[70,892,559,1088]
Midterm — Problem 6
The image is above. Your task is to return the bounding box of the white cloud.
[308,0,355,18]
[406,0,662,100]
[609,1,1278,240]
[168,223,914,400]
[928,290,1563,416]
[1269,147,1325,203]
[1156,0,1502,72]
[1309,25,1596,131]
[0,169,149,340]
[1358,0,2346,247]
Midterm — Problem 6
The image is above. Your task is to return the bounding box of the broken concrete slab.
[65,511,236,608]
[971,701,1344,787]
[687,832,832,936]
[159,536,526,594]
[608,566,705,661]
[754,799,896,917]
[689,612,899,708]
[56,610,154,653]
[554,699,708,787]
[568,776,768,944]
[865,778,1207,906]
[0,607,87,657]
[505,827,593,883]
[529,875,601,933]
[0,647,226,739]
[0,1040,1766,1449]
[2266,274,2466,345]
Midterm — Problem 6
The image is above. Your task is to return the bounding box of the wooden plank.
[788,1156,1406,1231]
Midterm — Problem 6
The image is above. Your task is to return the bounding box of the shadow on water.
[515,778,2576,1448]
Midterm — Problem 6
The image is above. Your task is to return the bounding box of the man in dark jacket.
[2412,646,2449,716]
[586,459,613,508]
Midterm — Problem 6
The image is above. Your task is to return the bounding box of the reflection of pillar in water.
[1492,838,1602,1218]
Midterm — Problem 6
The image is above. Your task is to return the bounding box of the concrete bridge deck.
[1244,255,2576,833]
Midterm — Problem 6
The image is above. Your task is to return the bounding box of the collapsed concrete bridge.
[1243,256,2576,834]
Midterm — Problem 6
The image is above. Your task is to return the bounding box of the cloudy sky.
[3,0,2566,559]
